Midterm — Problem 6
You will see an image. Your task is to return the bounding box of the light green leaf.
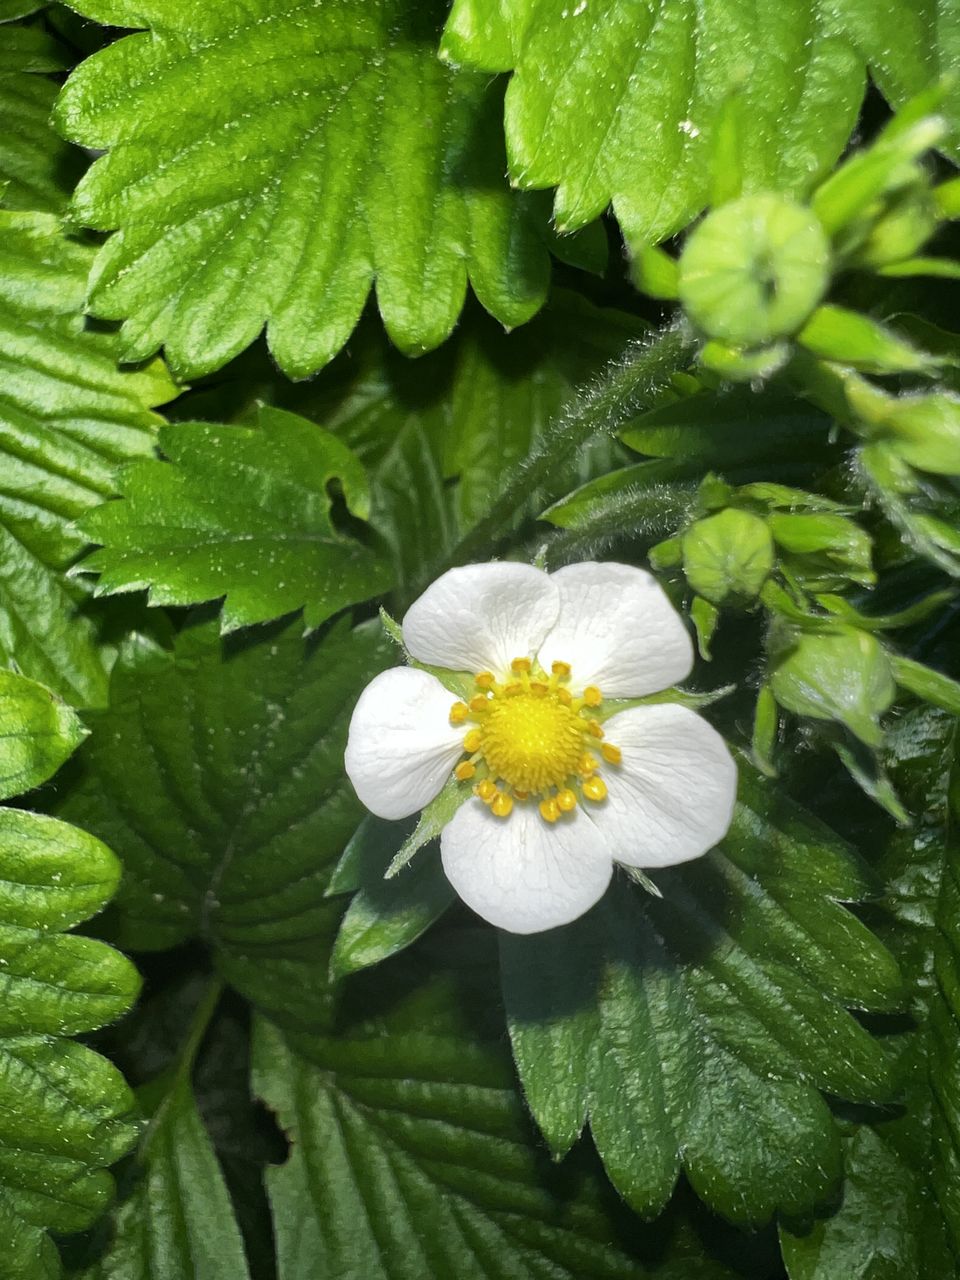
[781,708,960,1275]
[54,0,574,380]
[891,653,960,714]
[385,773,473,878]
[797,304,943,374]
[0,209,176,707]
[0,669,85,800]
[0,807,140,1280]
[75,1071,251,1280]
[769,624,896,747]
[53,614,392,955]
[0,18,83,211]
[502,765,901,1224]
[82,406,392,633]
[441,0,865,247]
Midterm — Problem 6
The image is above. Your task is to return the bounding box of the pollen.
[450,656,619,825]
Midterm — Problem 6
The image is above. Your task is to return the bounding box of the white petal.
[538,561,693,697]
[402,562,559,677]
[592,704,737,867]
[440,799,613,934]
[344,667,464,820]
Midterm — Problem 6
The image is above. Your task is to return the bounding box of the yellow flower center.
[449,657,621,823]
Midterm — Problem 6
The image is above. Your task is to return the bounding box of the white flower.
[345,561,737,934]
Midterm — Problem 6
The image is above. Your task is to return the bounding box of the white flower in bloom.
[345,561,737,934]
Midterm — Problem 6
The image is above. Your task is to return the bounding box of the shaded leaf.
[0,668,85,799]
[53,614,392,955]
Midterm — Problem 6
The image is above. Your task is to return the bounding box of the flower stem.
[447,320,694,566]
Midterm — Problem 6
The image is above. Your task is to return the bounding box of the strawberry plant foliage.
[441,0,958,248]
[54,0,578,380]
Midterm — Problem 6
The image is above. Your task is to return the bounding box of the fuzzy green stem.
[447,320,695,567]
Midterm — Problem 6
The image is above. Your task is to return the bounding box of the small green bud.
[798,304,940,375]
[850,387,960,476]
[768,624,895,748]
[851,185,938,268]
[767,511,874,589]
[678,194,830,347]
[682,508,774,604]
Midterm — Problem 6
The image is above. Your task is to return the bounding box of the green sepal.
[385,774,474,878]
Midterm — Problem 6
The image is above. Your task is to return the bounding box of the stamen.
[583,686,602,707]
[551,661,571,679]
[455,761,476,781]
[583,776,608,802]
[539,796,560,823]
[587,719,604,738]
[491,791,514,818]
[475,672,496,689]
[476,779,497,803]
[601,743,622,765]
[511,657,532,674]
[469,694,489,713]
[578,753,599,775]
[464,729,482,753]
[450,702,469,724]
[556,788,577,812]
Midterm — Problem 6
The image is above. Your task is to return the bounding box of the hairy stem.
[447,320,695,566]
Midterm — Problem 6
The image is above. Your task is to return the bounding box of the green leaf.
[329,817,455,979]
[0,210,177,707]
[797,304,942,374]
[769,625,896,747]
[53,614,392,954]
[501,765,901,1224]
[54,0,573,380]
[0,807,140,1279]
[441,0,865,247]
[0,18,83,211]
[82,405,392,633]
[781,708,960,1275]
[891,653,960,715]
[75,1071,250,1280]
[0,669,85,800]
[385,773,473,878]
[252,952,760,1280]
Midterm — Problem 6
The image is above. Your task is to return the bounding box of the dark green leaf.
[82,406,392,633]
[55,0,572,379]
[53,615,391,955]
[781,708,960,1275]
[0,669,85,799]
[75,1071,251,1280]
[0,18,83,211]
[0,210,176,706]
[502,766,901,1224]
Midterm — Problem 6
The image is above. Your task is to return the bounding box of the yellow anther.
[587,719,604,738]
[511,656,532,674]
[513,789,529,801]
[556,788,577,812]
[469,694,490,713]
[476,779,497,803]
[450,702,469,724]
[504,682,523,697]
[551,661,571,679]
[491,791,514,818]
[578,753,599,775]
[583,686,602,707]
[530,681,549,697]
[455,761,476,781]
[583,775,608,802]
[601,743,622,765]
[557,686,573,705]
[539,797,560,823]
[464,729,483,753]
[475,672,496,689]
